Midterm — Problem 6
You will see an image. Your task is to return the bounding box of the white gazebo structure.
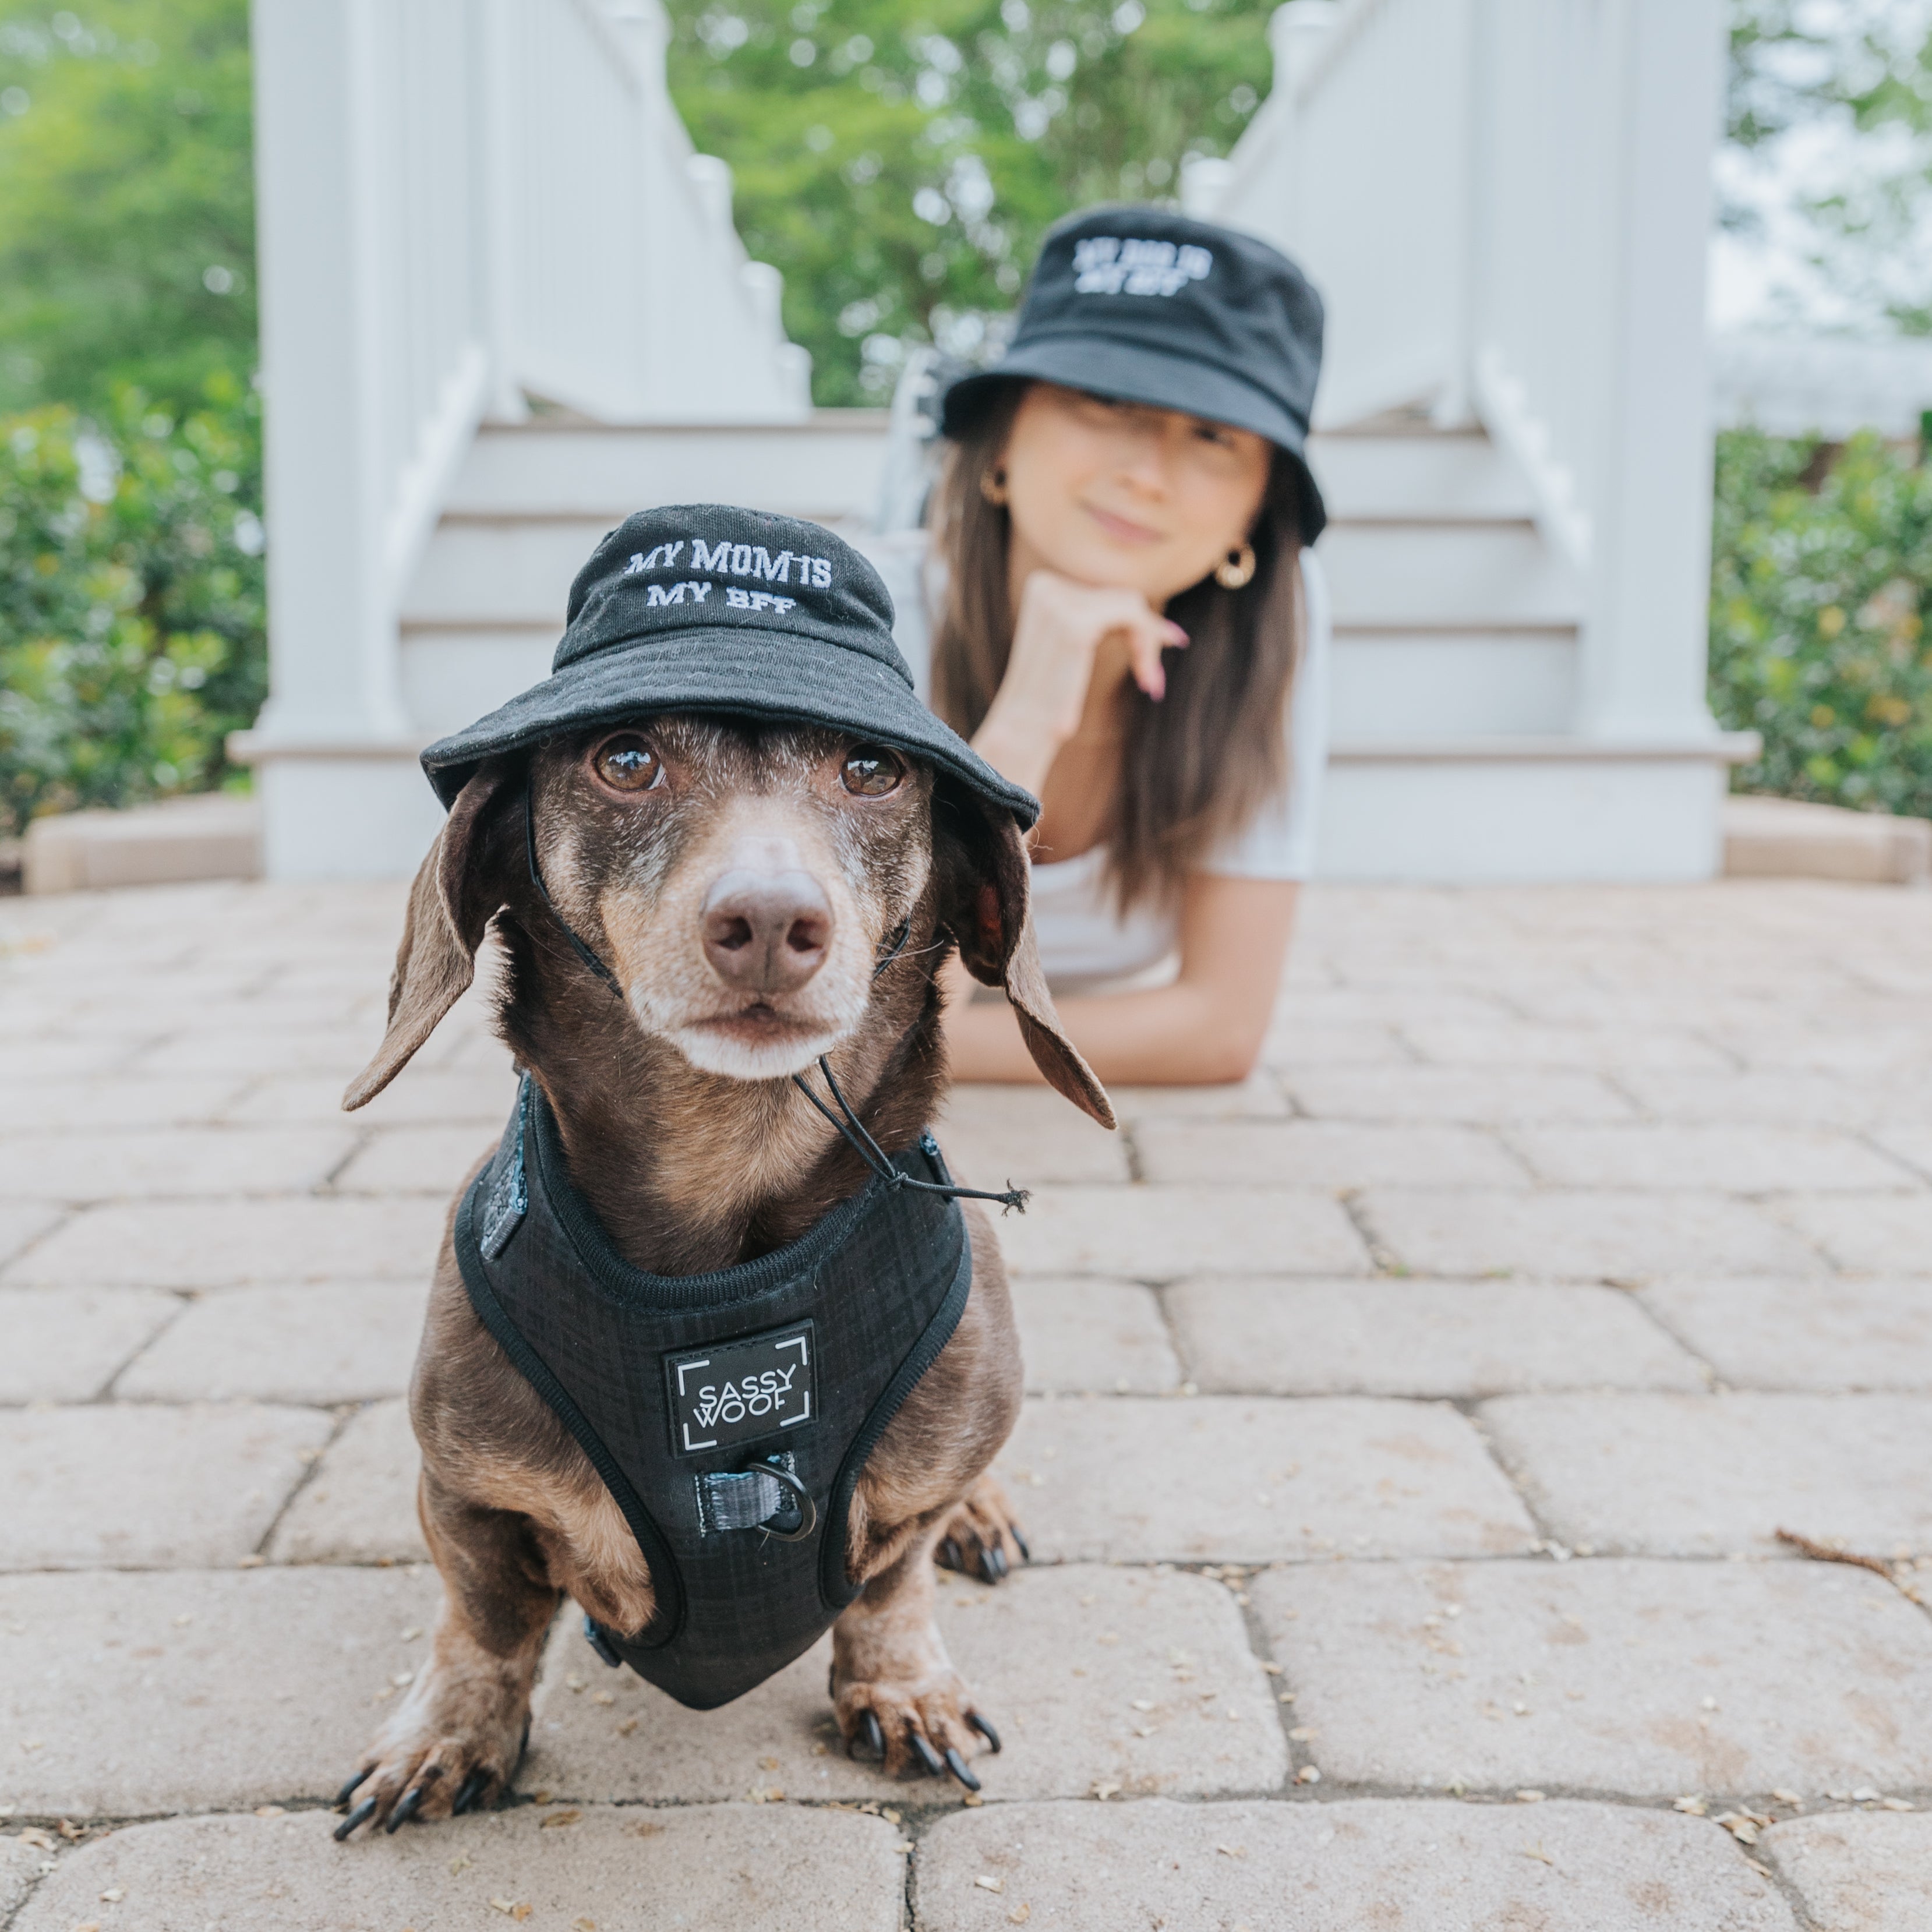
[237,0,1749,882]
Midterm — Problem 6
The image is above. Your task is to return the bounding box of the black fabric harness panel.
[454,1078,972,1711]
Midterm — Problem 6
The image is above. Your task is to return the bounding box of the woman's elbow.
[1189,1012,1269,1085]
[1202,1040,1265,1085]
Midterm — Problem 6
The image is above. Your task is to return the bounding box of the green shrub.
[0,376,264,838]
[1710,426,1932,819]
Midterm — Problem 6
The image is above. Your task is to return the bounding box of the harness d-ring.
[757,1460,818,1543]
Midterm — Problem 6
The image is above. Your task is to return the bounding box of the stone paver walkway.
[5,877,1932,1928]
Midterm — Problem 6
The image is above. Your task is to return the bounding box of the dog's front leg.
[832,1518,999,1789]
[334,1472,559,1838]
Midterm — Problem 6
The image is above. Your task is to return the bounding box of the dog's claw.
[384,1785,427,1834]
[909,1729,946,1778]
[451,1767,490,1816]
[941,1537,963,1570]
[333,1796,377,1842]
[968,1711,1002,1754]
[978,1542,1007,1584]
[1011,1525,1030,1564]
[861,1709,886,1761]
[334,1765,374,1808]
[942,1746,981,1791]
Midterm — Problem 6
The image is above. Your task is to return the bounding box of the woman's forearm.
[943,876,1298,1088]
[946,979,1268,1087]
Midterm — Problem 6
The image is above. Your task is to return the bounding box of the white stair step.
[447,419,892,523]
[402,624,1581,744]
[401,631,558,739]
[407,513,1581,632]
[1318,754,1730,884]
[403,518,626,628]
[1329,632,1576,740]
[1320,522,1584,629]
[1306,432,1537,521]
[447,419,1535,525]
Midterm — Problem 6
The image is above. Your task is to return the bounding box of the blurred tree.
[663,0,1275,405]
[0,1,255,416]
[0,380,266,834]
[1710,427,1932,818]
[1723,0,1932,333]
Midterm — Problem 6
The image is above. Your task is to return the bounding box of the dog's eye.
[594,734,663,793]
[841,747,904,797]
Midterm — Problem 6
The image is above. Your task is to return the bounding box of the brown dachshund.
[331,714,1110,1835]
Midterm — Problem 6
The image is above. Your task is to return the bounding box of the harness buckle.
[694,1453,818,1542]
[752,1457,818,1543]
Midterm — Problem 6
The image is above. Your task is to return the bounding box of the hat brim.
[419,626,1040,828]
[941,335,1327,544]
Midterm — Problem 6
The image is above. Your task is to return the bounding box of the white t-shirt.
[859,534,1331,989]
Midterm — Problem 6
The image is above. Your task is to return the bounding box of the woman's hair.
[928,381,1304,912]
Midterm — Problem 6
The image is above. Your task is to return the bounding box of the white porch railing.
[1208,0,1730,745]
[239,0,808,870]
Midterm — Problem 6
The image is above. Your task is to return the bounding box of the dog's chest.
[455,1078,971,1711]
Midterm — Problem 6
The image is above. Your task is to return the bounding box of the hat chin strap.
[521,786,1022,1212]
[524,786,627,999]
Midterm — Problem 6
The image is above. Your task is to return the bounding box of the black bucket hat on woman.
[941,204,1327,543]
[420,505,1038,827]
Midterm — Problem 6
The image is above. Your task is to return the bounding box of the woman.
[884,206,1329,1086]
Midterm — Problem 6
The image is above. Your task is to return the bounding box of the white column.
[1576,0,1726,741]
[246,0,409,750]
[478,0,531,425]
[239,0,436,879]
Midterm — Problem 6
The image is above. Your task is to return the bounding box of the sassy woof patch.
[665,1320,816,1455]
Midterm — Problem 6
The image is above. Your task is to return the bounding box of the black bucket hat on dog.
[420,505,1039,828]
[941,205,1327,543]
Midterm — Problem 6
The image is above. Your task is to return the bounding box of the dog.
[326,510,1111,1838]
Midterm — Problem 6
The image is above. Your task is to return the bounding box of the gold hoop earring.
[979,467,1008,507]
[1214,542,1257,590]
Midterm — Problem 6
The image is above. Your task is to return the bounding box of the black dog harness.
[455,1076,980,1710]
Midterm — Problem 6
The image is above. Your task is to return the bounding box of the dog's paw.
[332,1692,530,1841]
[934,1474,1029,1585]
[835,1669,1000,1790]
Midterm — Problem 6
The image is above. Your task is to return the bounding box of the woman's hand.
[970,570,1187,796]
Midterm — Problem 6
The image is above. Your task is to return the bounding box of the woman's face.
[999,382,1273,605]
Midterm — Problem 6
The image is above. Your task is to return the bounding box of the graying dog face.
[527,718,936,1080]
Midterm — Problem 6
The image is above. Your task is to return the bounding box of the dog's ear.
[343,759,518,1111]
[934,778,1115,1129]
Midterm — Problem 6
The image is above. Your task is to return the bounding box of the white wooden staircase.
[397,407,1735,880]
[242,0,1747,882]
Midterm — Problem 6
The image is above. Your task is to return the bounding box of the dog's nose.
[702,867,833,993]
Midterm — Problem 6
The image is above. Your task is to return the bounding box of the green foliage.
[663,0,1274,405]
[0,1,255,416]
[1710,427,1932,817]
[0,379,265,837]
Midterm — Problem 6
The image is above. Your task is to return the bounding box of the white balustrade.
[241,0,809,876]
[1212,0,1730,745]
